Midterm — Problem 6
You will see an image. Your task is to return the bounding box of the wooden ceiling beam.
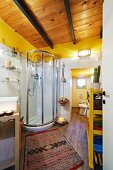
[13,0,54,49]
[64,0,76,44]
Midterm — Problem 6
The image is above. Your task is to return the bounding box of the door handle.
[102,91,106,96]
[103,99,106,104]
[102,91,109,98]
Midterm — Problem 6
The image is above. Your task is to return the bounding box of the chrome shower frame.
[24,50,57,132]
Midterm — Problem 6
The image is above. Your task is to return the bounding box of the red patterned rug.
[24,128,83,170]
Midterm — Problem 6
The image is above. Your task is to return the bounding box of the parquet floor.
[19,107,89,170]
[66,107,89,170]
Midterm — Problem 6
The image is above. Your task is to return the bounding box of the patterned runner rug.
[24,128,83,170]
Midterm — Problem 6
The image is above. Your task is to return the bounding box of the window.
[76,78,86,89]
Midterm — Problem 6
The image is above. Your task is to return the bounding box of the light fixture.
[78,49,91,58]
[56,117,67,125]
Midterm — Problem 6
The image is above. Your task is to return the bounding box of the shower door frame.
[25,50,57,127]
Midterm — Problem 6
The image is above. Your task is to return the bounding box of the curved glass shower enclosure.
[23,50,57,131]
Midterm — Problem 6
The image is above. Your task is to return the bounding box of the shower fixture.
[28,62,41,96]
[23,50,57,132]
[28,72,41,96]
[58,62,69,106]
[34,73,40,79]
[61,62,66,82]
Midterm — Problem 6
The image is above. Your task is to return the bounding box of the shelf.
[2,49,21,59]
[94,110,102,115]
[2,65,16,69]
[93,116,102,121]
[88,89,103,169]
[93,130,103,135]
[93,89,102,94]
[2,65,21,73]
[1,78,20,83]
[0,158,14,169]
[0,112,19,122]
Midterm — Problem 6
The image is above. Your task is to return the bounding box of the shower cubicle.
[21,50,57,131]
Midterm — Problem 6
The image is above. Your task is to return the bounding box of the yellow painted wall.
[71,68,94,78]
[41,37,102,59]
[0,18,102,59]
[0,19,35,52]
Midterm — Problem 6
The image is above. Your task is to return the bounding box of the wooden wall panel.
[70,0,84,5]
[26,0,65,19]
[72,6,102,22]
[25,0,56,7]
[73,14,102,28]
[71,0,103,14]
[75,27,101,40]
[0,0,103,48]
[74,20,102,32]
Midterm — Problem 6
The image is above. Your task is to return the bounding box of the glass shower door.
[28,62,42,125]
[43,58,54,123]
[24,51,57,128]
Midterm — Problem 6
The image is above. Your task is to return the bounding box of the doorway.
[71,68,94,119]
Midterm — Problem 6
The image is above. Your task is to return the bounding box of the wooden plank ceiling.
[0,0,103,49]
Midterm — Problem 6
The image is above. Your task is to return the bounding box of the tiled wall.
[0,43,21,97]
[0,43,102,124]
[0,43,22,163]
[57,58,71,122]
[0,43,27,121]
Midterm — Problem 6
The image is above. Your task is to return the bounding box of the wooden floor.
[19,107,89,170]
[5,107,89,170]
[67,107,89,170]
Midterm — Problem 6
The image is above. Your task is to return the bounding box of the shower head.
[34,74,41,79]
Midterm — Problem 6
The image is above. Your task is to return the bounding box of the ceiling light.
[78,49,91,58]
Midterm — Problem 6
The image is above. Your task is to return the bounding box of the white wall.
[57,59,71,122]
[0,44,57,125]
[0,43,28,122]
[0,43,21,97]
[20,57,27,122]
[57,57,101,122]
[0,43,22,163]
[103,1,113,169]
